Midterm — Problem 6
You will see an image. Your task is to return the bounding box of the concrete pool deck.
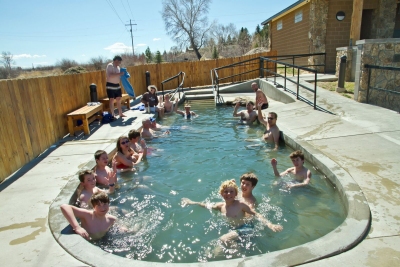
[1,76,399,266]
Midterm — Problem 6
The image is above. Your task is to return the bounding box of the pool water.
[95,101,346,263]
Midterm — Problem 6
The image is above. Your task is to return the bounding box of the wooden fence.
[0,51,276,182]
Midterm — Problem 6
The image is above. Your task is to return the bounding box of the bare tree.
[1,51,14,79]
[210,23,237,52]
[89,56,106,70]
[162,0,213,60]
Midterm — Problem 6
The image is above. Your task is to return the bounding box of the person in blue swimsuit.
[174,101,197,119]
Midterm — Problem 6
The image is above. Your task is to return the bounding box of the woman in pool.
[113,136,143,171]
[174,101,197,119]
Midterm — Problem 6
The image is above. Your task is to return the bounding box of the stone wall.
[370,0,397,39]
[308,0,329,72]
[336,46,357,82]
[354,38,400,112]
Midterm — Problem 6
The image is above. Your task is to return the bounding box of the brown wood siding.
[270,3,310,66]
[0,51,277,182]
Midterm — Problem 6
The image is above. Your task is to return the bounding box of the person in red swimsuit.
[113,136,143,171]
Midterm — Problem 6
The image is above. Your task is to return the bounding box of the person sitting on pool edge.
[174,100,197,119]
[181,180,282,245]
[60,191,116,240]
[113,136,143,171]
[271,150,311,189]
[232,172,259,209]
[233,101,257,125]
[142,85,165,118]
[251,82,269,110]
[159,94,178,114]
[257,101,280,151]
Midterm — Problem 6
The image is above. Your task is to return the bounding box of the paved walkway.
[0,76,399,266]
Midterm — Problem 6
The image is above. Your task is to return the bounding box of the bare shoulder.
[107,214,117,224]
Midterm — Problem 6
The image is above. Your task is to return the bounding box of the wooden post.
[349,0,364,46]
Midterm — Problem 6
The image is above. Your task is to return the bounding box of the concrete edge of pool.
[48,81,371,266]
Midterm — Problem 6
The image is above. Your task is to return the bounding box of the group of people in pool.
[60,82,312,250]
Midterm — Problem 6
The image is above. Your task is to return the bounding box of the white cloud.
[104,42,132,54]
[13,54,47,59]
[153,38,161,41]
[136,43,146,47]
[81,54,86,57]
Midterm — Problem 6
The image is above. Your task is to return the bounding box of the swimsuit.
[234,222,254,237]
[116,163,129,169]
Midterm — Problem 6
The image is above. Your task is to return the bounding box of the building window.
[295,10,303,23]
[277,20,283,30]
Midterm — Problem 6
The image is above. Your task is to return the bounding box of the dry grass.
[316,81,355,99]
[17,68,63,79]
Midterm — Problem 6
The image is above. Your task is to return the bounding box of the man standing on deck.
[106,55,125,120]
[251,82,269,110]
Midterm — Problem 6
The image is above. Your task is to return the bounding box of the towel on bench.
[120,67,135,98]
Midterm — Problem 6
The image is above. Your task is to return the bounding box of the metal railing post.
[284,64,287,91]
[292,55,295,77]
[366,68,371,104]
[297,68,300,100]
[324,53,327,74]
[259,57,264,78]
[314,71,317,110]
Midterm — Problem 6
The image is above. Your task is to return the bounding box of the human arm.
[271,127,280,151]
[181,198,221,210]
[287,170,312,189]
[257,102,268,125]
[141,93,149,105]
[242,203,283,232]
[108,161,117,193]
[140,139,147,159]
[115,152,135,167]
[60,204,90,239]
[233,102,242,117]
[270,158,281,177]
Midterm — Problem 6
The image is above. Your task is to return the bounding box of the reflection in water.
[94,104,346,263]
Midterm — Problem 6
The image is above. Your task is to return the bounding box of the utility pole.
[125,19,137,56]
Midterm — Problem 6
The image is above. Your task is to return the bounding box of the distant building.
[261,0,400,73]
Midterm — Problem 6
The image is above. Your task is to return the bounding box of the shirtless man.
[251,82,269,109]
[257,102,280,151]
[232,101,257,125]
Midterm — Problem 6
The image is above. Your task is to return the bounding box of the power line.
[105,0,127,28]
[126,0,135,19]
[125,19,137,55]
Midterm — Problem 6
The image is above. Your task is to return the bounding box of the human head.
[219,180,238,195]
[289,150,305,167]
[251,82,259,91]
[246,101,255,111]
[240,172,258,187]
[78,169,94,183]
[116,136,130,153]
[165,94,170,100]
[128,129,141,141]
[90,191,110,208]
[290,150,305,161]
[142,118,151,129]
[267,112,278,125]
[94,150,108,166]
[184,104,191,111]
[113,55,122,62]
[148,85,157,94]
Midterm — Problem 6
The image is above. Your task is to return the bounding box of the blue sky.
[0,0,296,68]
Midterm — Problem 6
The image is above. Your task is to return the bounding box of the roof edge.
[261,0,308,25]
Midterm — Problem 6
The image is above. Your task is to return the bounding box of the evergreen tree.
[145,47,153,63]
[212,46,218,59]
[155,50,162,63]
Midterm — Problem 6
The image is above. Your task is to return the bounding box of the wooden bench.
[100,94,131,111]
[67,103,103,136]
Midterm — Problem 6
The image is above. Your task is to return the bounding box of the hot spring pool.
[93,101,346,263]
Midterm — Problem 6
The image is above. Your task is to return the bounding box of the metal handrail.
[211,52,328,112]
[160,71,186,101]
